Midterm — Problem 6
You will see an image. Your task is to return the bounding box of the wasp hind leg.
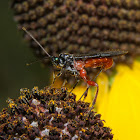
[78,68,103,116]
[81,68,103,100]
[78,85,90,101]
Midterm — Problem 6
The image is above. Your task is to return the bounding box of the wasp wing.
[74,50,128,60]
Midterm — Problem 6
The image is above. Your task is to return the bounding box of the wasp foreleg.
[52,69,64,85]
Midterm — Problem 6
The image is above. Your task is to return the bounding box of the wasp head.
[51,55,65,69]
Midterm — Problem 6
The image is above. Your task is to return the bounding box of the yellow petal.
[97,61,140,140]
[95,73,109,116]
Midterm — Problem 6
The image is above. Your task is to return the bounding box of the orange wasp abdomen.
[84,57,113,70]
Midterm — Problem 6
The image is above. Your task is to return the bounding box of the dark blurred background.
[0,1,50,111]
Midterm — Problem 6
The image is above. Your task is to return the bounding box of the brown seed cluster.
[11,0,140,68]
[0,87,113,139]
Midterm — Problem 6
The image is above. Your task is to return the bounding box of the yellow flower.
[96,60,140,140]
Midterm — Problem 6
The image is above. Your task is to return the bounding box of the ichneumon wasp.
[22,27,128,115]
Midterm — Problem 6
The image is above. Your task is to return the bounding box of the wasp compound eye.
[51,57,58,66]
[54,57,59,62]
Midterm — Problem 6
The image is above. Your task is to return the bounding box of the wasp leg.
[52,70,63,85]
[85,80,99,116]
[47,70,63,90]
[78,68,100,115]
[78,85,90,101]
[84,69,103,100]
[79,68,103,101]
[61,79,67,87]
[65,78,80,99]
[69,79,80,93]
[61,71,68,88]
[52,71,56,84]
[93,69,103,81]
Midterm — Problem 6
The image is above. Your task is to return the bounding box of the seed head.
[0,86,113,139]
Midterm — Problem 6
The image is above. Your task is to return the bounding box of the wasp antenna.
[22,27,51,58]
[25,57,49,66]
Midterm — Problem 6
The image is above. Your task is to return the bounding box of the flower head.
[0,86,113,139]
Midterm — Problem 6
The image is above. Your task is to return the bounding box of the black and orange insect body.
[22,27,128,115]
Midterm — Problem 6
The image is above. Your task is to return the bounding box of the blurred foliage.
[0,1,50,111]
